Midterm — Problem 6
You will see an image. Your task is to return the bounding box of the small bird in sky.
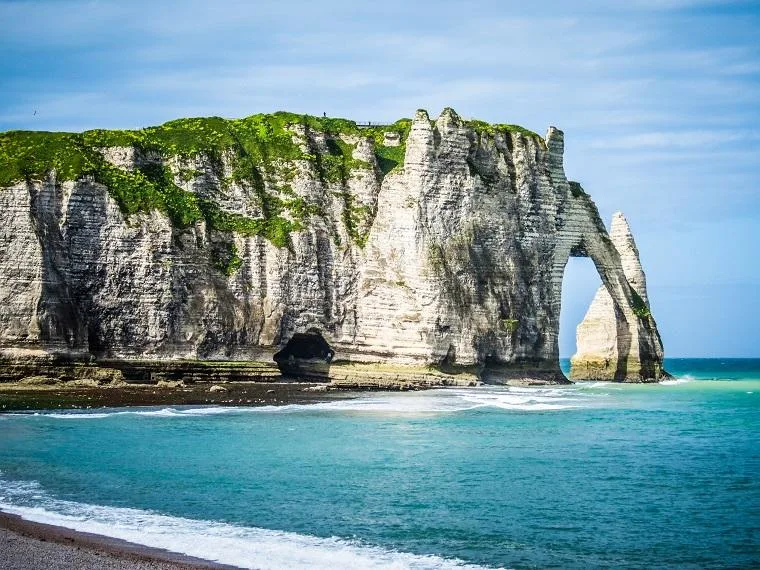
[33,110,37,116]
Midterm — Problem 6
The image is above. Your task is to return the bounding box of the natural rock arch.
[552,204,665,381]
[0,108,667,385]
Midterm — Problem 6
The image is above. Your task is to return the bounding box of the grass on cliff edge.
[0,112,541,252]
[0,111,541,188]
[463,119,541,141]
[0,113,413,184]
[0,114,415,246]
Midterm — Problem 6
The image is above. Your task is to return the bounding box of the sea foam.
[660,376,695,385]
[20,384,608,420]
[0,476,499,570]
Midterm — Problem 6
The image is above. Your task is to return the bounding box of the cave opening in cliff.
[273,331,335,379]
[560,256,602,361]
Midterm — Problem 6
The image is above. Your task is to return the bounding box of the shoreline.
[0,381,356,568]
[0,510,238,569]
[0,380,357,412]
[0,357,579,392]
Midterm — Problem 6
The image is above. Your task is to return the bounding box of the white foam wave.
[660,376,694,385]
[0,477,498,570]
[573,381,613,389]
[446,389,583,411]
[303,386,604,414]
[17,384,610,420]
[35,406,284,419]
[40,411,120,419]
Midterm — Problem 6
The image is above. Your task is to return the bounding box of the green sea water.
[0,358,758,569]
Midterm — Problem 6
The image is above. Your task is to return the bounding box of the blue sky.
[1,0,758,357]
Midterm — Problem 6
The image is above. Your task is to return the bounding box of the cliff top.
[0,110,544,249]
[0,110,542,186]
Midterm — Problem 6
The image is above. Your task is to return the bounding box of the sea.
[0,358,757,569]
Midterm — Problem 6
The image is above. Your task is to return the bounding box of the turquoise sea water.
[0,358,758,569]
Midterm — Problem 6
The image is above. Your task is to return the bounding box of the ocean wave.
[33,406,295,419]
[39,411,123,419]
[0,476,499,570]
[660,376,694,385]
[573,381,613,389]
[16,384,609,420]
[446,389,583,411]
[291,387,600,414]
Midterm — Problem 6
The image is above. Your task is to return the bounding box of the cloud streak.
[1,0,758,356]
[592,130,760,149]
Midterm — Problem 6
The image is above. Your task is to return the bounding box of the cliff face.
[0,108,666,384]
[570,213,665,381]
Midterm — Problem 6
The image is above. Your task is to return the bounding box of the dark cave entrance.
[273,331,335,379]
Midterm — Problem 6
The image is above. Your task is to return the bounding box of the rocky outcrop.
[0,109,667,384]
[570,213,666,381]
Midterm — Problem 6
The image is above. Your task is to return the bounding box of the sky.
[1,0,758,357]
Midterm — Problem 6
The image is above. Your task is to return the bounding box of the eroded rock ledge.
[0,108,666,386]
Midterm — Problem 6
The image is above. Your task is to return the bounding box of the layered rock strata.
[570,213,665,381]
[0,109,666,384]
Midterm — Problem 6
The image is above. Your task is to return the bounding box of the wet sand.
[0,380,352,412]
[0,511,238,569]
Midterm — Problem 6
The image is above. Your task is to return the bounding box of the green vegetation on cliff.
[0,112,535,264]
[464,119,542,142]
[0,114,414,254]
[630,287,652,319]
[568,181,586,198]
[212,241,244,276]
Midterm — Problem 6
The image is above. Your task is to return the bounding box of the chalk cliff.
[0,108,666,384]
[570,212,665,381]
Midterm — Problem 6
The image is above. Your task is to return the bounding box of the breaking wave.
[660,375,695,385]
[19,384,611,420]
[0,476,498,570]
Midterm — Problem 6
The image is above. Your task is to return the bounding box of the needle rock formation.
[570,212,664,381]
[0,108,666,385]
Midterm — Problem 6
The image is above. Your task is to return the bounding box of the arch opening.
[273,331,335,380]
[559,256,602,375]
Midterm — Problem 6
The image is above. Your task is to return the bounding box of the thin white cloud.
[609,0,751,8]
[591,130,760,150]
[2,0,758,358]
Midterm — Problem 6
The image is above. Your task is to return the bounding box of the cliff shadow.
[613,303,631,381]
[28,177,86,355]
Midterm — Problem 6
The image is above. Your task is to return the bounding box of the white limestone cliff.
[570,212,665,381]
[0,109,667,384]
